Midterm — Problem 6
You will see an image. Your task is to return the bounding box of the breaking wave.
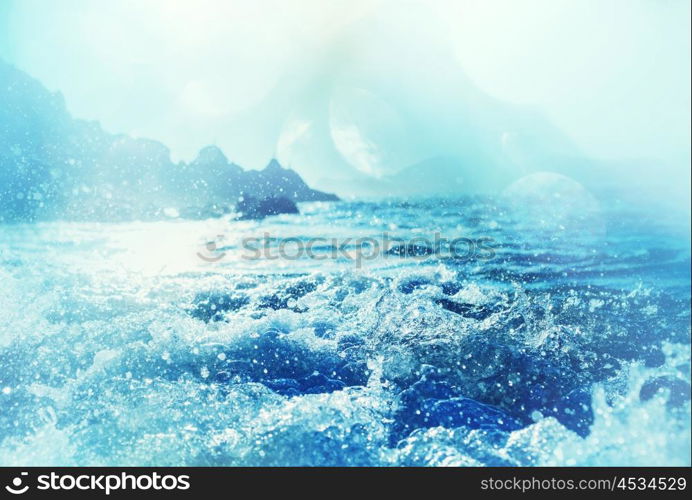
[0,198,689,465]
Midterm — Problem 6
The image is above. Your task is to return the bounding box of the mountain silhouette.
[0,60,337,222]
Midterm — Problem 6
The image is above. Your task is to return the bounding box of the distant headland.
[0,60,338,223]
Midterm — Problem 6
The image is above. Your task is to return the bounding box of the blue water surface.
[0,197,689,465]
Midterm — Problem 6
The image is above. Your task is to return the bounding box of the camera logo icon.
[5,472,29,495]
[197,236,226,262]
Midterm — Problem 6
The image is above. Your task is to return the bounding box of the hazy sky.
[1,0,690,183]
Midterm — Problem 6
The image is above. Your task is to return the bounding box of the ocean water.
[0,197,689,466]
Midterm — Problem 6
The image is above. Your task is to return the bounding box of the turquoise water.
[0,197,689,465]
